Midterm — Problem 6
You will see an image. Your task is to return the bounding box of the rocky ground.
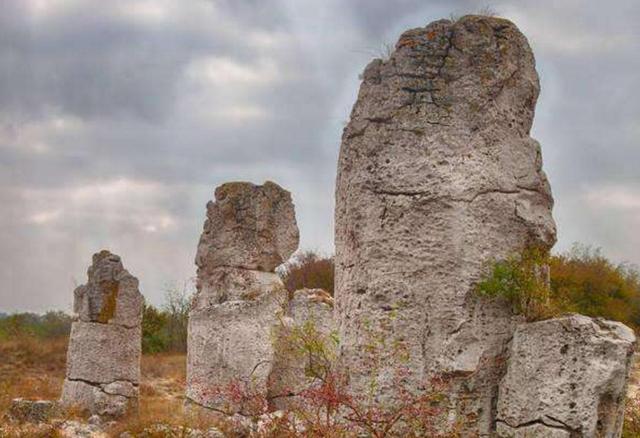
[1,336,640,437]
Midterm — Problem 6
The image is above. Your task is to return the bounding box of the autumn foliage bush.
[205,314,459,437]
[475,244,640,328]
[550,244,640,330]
[280,251,335,296]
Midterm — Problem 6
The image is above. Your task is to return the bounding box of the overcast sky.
[1,0,639,313]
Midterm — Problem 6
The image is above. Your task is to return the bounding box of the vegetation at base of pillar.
[212,315,461,437]
[475,243,640,327]
[141,285,192,353]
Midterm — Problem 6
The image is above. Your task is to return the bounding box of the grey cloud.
[1,0,639,312]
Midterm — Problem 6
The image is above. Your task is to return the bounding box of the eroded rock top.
[73,250,143,328]
[340,15,555,246]
[195,181,300,273]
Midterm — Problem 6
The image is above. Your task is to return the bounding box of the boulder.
[334,15,556,434]
[195,181,299,273]
[496,315,636,437]
[8,399,58,424]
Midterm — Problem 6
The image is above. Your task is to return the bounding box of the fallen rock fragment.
[8,399,58,424]
[496,314,636,437]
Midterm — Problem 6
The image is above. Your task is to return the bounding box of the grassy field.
[0,335,209,436]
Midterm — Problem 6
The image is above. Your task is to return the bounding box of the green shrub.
[141,304,169,354]
[141,284,192,354]
[476,247,558,321]
[0,311,72,340]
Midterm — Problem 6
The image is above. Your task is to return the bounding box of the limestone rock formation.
[496,315,636,437]
[195,181,299,273]
[187,291,287,414]
[60,250,143,418]
[191,268,284,310]
[73,251,143,328]
[187,181,299,415]
[269,289,336,410]
[335,15,556,434]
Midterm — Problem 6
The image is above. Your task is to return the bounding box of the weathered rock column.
[496,315,636,437]
[186,181,299,415]
[335,15,556,434]
[60,250,144,418]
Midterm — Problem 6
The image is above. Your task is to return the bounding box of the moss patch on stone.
[98,280,119,323]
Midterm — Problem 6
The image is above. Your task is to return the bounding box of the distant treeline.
[2,244,639,350]
[0,311,72,341]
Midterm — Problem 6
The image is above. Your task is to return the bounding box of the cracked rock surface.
[60,250,143,418]
[496,314,636,438]
[335,15,556,435]
[187,181,299,415]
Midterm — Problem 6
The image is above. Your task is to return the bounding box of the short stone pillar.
[60,250,144,418]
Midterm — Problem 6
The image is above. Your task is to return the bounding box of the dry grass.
[0,335,68,415]
[109,353,229,435]
[3,336,640,436]
[0,336,215,436]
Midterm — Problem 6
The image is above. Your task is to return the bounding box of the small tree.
[141,304,168,354]
[162,281,193,353]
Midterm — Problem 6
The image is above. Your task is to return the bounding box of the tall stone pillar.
[335,15,556,434]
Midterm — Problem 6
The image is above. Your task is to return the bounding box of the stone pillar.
[60,250,144,418]
[186,181,299,415]
[334,15,556,434]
